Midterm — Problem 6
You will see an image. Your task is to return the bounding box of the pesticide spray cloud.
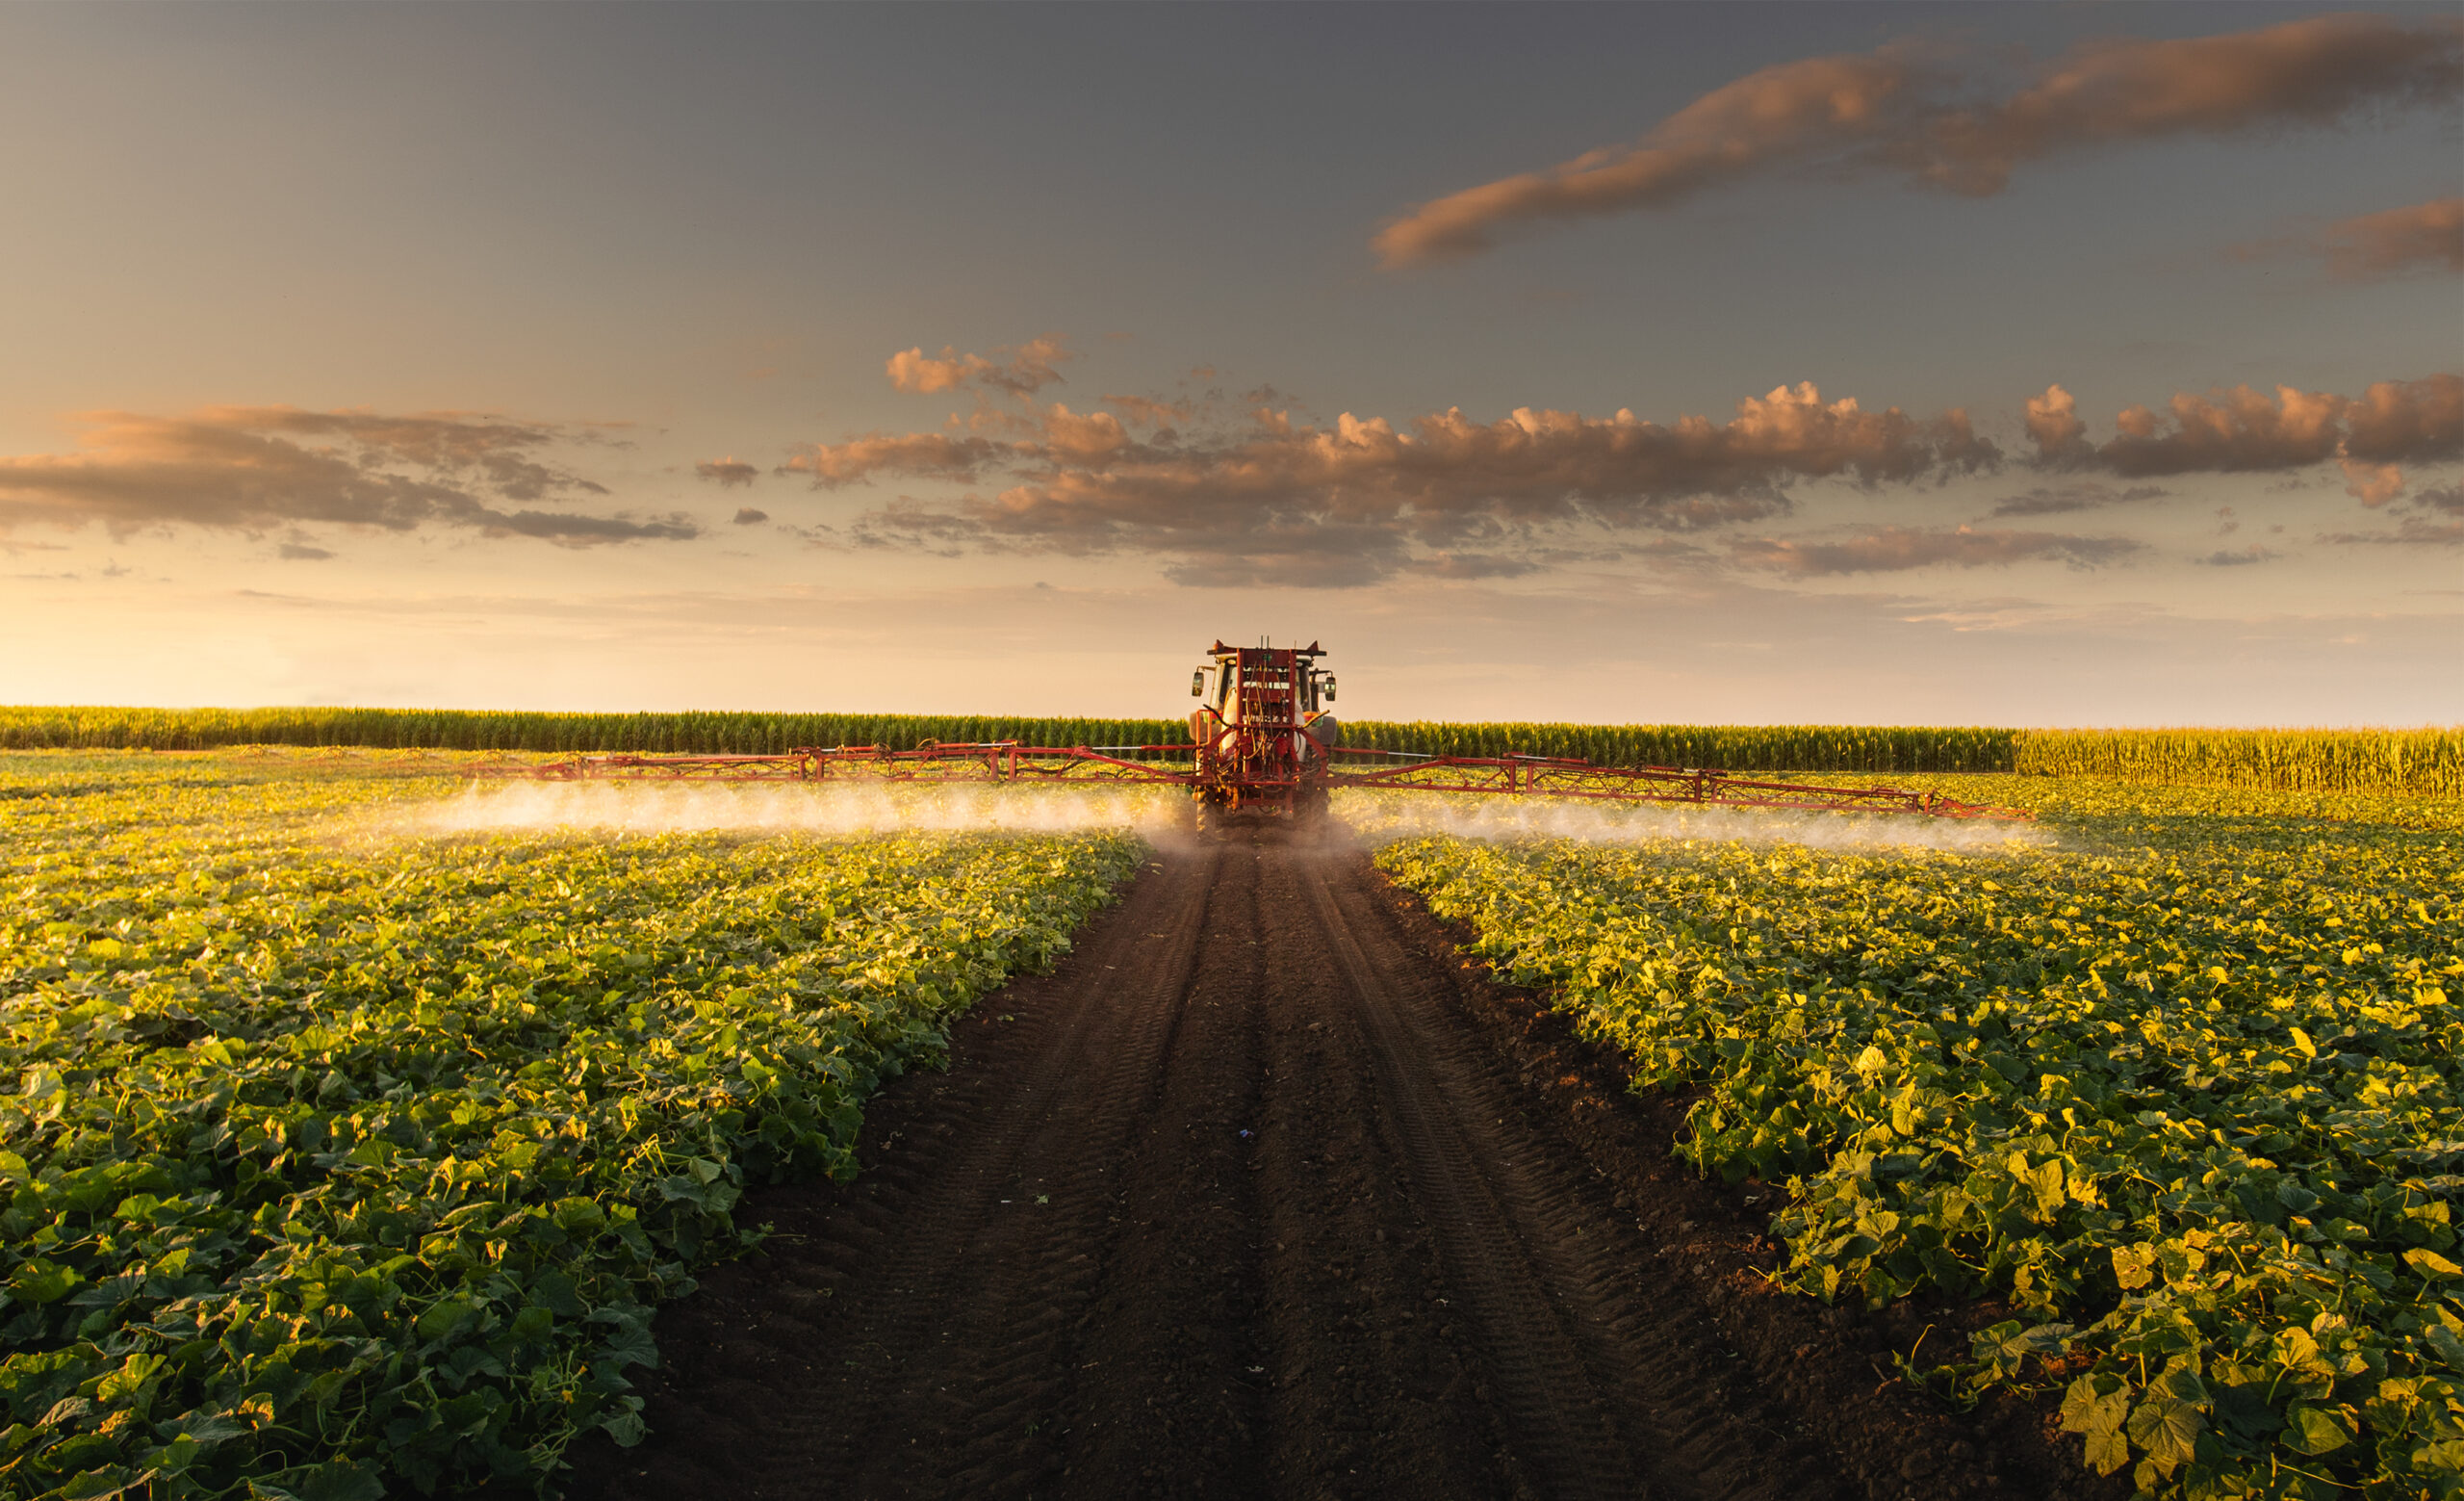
[393,778,2043,856]
[1335,789,2052,855]
[398,778,1192,840]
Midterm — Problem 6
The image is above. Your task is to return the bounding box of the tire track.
[1296,855,1640,1501]
[813,843,1222,1498]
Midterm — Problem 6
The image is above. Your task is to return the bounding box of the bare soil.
[559,841,2120,1501]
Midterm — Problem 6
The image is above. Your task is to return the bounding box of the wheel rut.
[560,841,2038,1501]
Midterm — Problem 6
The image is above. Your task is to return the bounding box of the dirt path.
[561,842,2106,1501]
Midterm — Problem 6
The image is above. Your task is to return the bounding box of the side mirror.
[1191,669,1206,697]
[1322,676,1337,702]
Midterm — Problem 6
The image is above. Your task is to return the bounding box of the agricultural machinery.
[517,639,2026,828]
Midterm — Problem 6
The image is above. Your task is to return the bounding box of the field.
[0,752,1137,1499]
[5,744,2460,1501]
[1373,777,2463,1499]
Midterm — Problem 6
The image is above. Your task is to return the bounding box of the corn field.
[0,707,2454,795]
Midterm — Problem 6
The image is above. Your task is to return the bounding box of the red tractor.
[1186,639,1340,835]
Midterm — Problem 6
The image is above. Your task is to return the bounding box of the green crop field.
[0,750,1137,1500]
[1373,777,2463,1499]
[9,743,2462,1501]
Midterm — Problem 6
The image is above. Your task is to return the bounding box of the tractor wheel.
[1294,788,1332,845]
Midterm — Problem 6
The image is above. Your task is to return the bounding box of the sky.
[1,1,2457,727]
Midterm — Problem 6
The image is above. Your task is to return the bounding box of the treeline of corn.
[0,707,1188,757]
[2,707,2455,794]
[2010,726,2464,795]
[1339,720,2017,773]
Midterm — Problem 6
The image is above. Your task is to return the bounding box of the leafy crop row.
[1373,779,2463,1499]
[0,752,1140,1499]
[3,710,2455,795]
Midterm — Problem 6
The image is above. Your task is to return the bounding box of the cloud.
[2026,375,2463,490]
[276,541,335,561]
[2231,195,2464,281]
[886,337,1072,397]
[1731,525,2143,576]
[792,380,1998,585]
[2194,545,2278,566]
[0,407,698,546]
[1989,480,2167,516]
[1373,13,2460,266]
[2340,458,2404,505]
[2323,196,2464,279]
[2415,482,2464,516]
[2023,384,2087,454]
[2323,481,2464,546]
[779,431,1004,488]
[732,507,769,526]
[1399,552,1544,581]
[1375,48,1923,266]
[696,457,759,488]
[1099,393,1195,430]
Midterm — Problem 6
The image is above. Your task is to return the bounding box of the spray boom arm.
[515,738,2026,821]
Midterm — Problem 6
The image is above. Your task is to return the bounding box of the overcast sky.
[3,2,2457,725]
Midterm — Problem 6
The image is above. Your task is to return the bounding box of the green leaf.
[59,1470,141,1501]
[2282,1404,2351,1456]
[2126,1397,2204,1471]
[603,1404,647,1448]
[2081,1423,2130,1476]
[11,1258,81,1305]
[2061,1375,2128,1440]
[2112,1243,2156,1290]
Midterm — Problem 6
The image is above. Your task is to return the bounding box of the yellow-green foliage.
[1,708,2454,795]
[2015,728,2464,797]
[1375,777,2464,1500]
[0,750,1140,1499]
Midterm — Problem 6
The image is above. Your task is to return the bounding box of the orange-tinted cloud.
[2023,385,2086,453]
[886,337,1072,397]
[696,457,759,487]
[1099,393,1196,429]
[2026,375,2463,489]
[1374,13,2459,266]
[2232,196,2464,281]
[1374,49,1917,266]
[779,431,1005,488]
[800,380,1996,585]
[0,408,696,546]
[1731,525,2142,576]
[2322,197,2464,279]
